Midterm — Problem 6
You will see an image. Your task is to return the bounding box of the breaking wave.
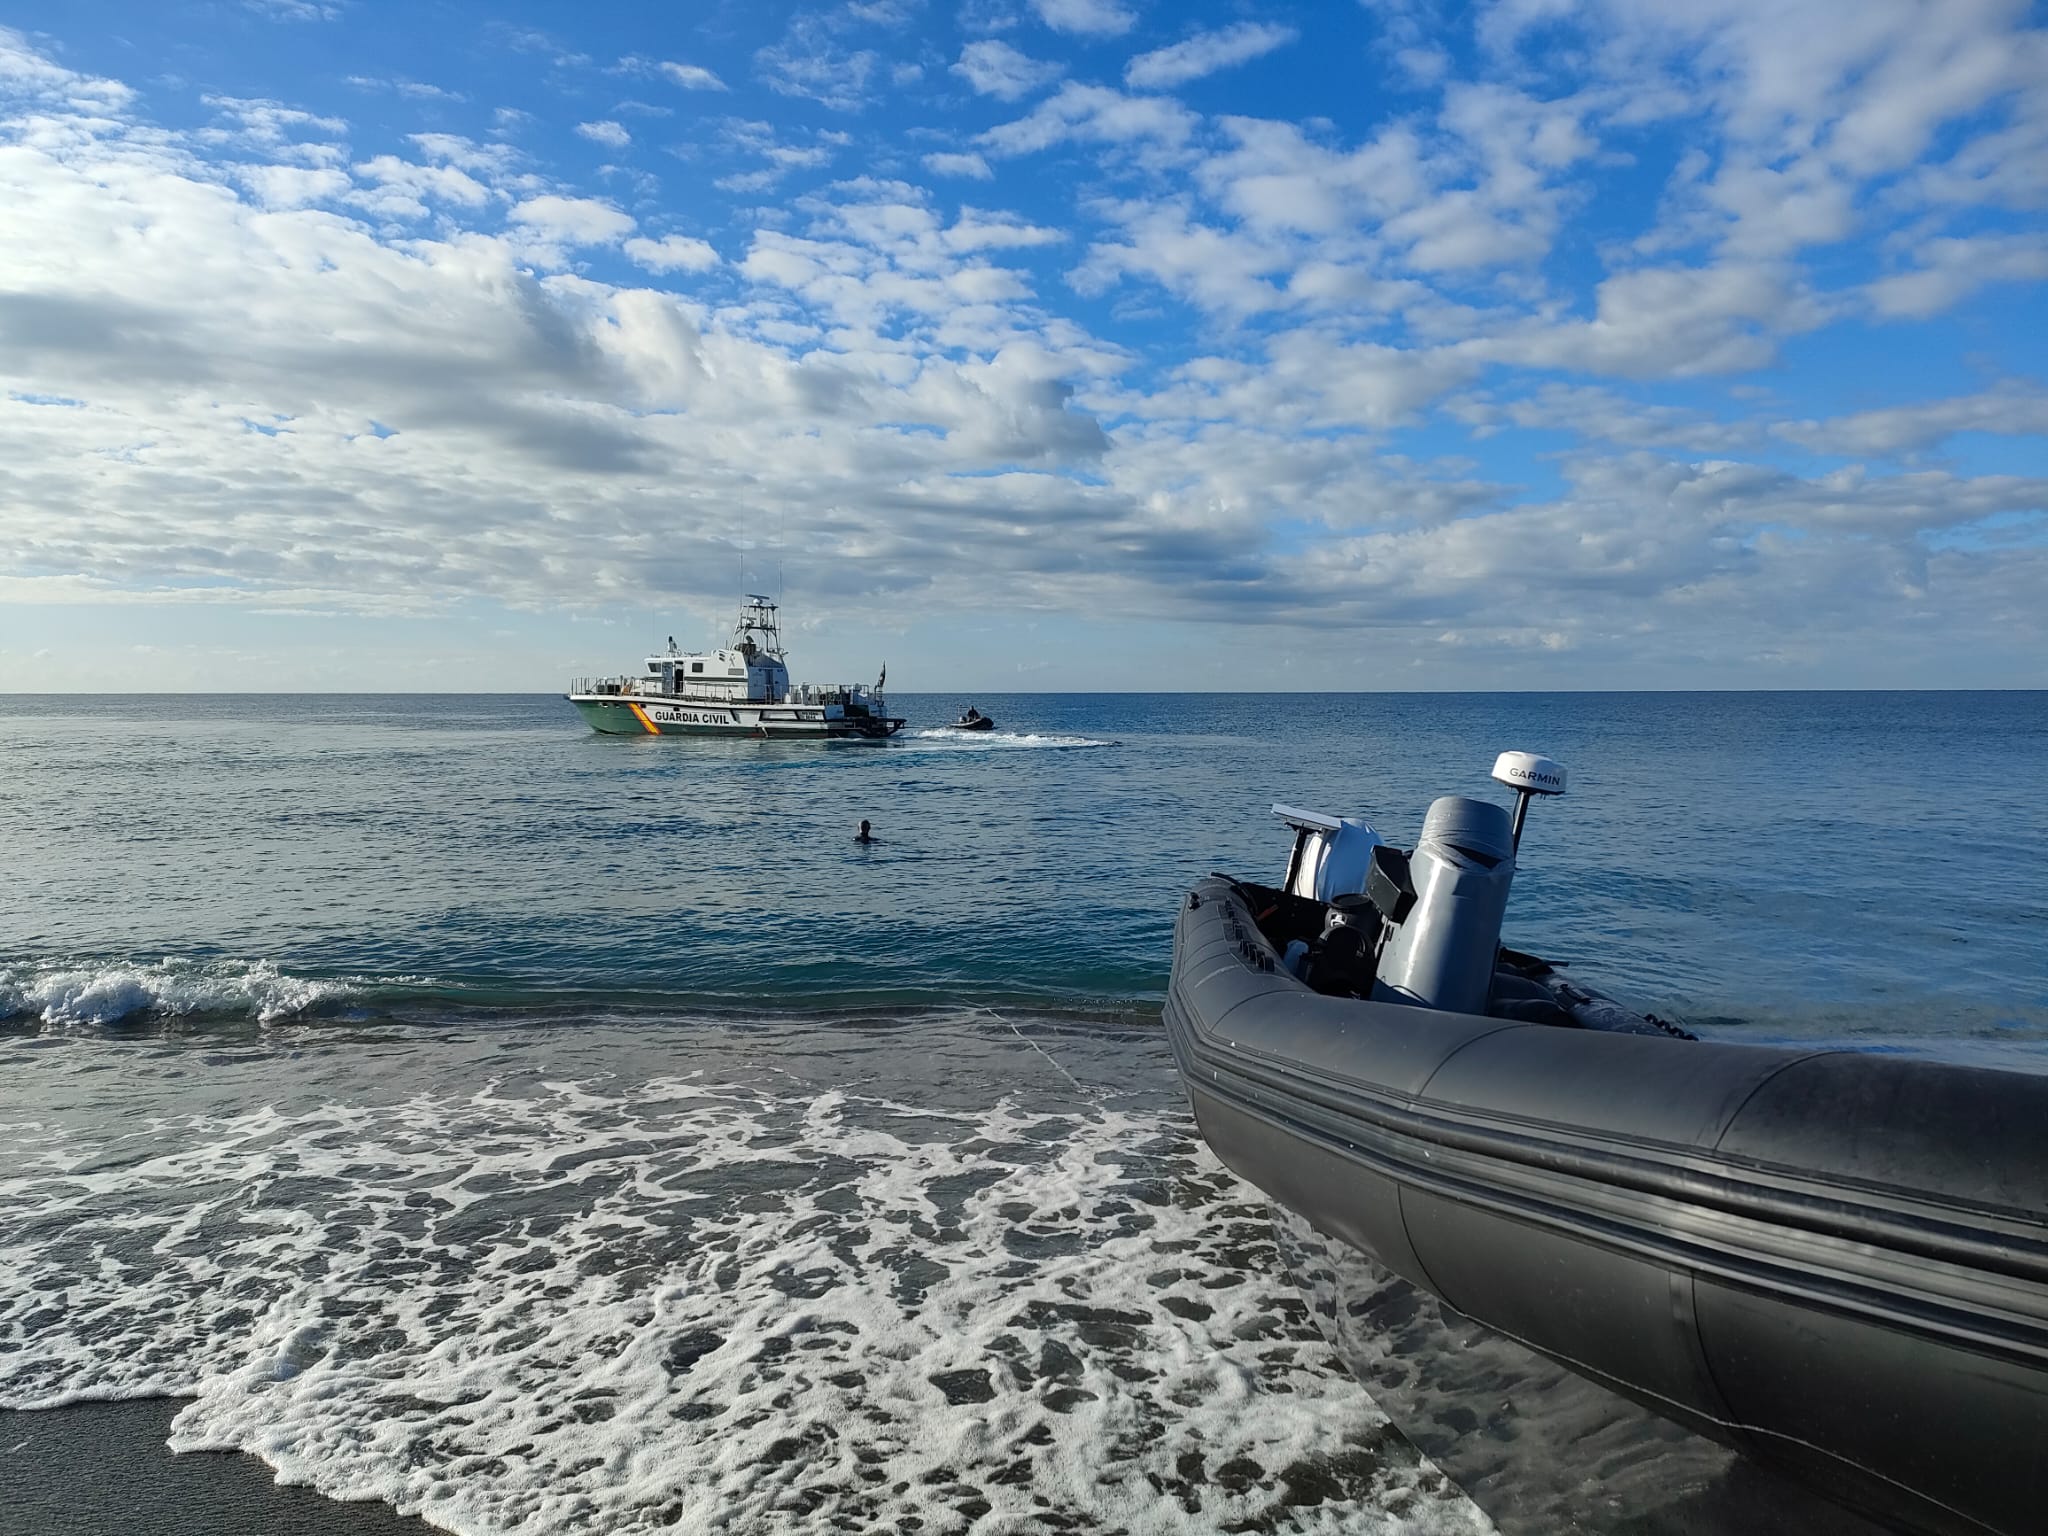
[0,956,363,1027]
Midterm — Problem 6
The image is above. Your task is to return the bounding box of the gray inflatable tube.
[1165,877,2048,1536]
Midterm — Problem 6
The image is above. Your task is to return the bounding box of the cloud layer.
[1,5,2044,689]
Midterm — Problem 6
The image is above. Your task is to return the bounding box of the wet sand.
[0,1402,431,1536]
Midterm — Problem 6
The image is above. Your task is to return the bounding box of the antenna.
[1491,752,1567,854]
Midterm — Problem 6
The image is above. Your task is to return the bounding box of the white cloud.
[846,0,919,25]
[736,223,1045,338]
[1480,263,1834,378]
[658,61,728,92]
[1866,233,2048,318]
[946,210,1065,254]
[762,47,879,111]
[1074,201,1296,317]
[1030,0,1135,39]
[410,133,520,178]
[1775,387,2048,457]
[344,75,465,102]
[1259,453,2047,654]
[1701,158,1855,257]
[2,26,134,110]
[1445,383,1762,453]
[1199,117,1434,236]
[576,120,631,149]
[1384,189,1551,271]
[757,14,881,112]
[1181,82,1594,282]
[712,120,843,192]
[1140,334,1481,431]
[235,164,351,210]
[952,41,1062,101]
[624,234,720,273]
[1124,23,1297,90]
[245,0,340,20]
[350,155,493,219]
[923,151,994,180]
[201,95,349,163]
[1503,0,2048,258]
[509,195,635,245]
[1902,100,2048,212]
[980,83,1198,158]
[1394,46,1452,87]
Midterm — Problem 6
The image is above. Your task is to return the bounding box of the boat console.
[1267,753,1682,1034]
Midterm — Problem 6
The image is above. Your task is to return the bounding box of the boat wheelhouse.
[567,596,903,741]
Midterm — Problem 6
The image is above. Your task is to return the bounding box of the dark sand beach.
[0,1403,430,1536]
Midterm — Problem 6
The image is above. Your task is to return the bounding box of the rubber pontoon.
[1164,756,2048,1536]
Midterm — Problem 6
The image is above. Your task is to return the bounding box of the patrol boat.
[567,596,904,740]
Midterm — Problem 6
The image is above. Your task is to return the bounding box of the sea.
[3,691,2044,1535]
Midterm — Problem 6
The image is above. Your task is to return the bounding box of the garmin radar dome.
[1492,750,1566,852]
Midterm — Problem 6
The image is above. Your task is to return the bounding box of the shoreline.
[0,1401,431,1536]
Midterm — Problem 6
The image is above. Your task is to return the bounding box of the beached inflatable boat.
[1164,755,2048,1536]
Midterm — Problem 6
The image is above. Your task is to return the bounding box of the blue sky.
[1,0,2044,690]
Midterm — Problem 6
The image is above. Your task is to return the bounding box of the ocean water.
[3,691,2045,1534]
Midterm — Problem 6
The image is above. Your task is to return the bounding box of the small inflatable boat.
[948,707,995,731]
[1165,754,2048,1536]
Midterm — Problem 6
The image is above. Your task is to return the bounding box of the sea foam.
[903,729,1116,750]
[0,1072,1488,1535]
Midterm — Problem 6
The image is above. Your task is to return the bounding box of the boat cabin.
[645,644,790,704]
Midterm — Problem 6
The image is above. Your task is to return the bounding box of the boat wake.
[902,729,1116,750]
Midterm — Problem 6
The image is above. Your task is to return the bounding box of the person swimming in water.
[855,819,875,844]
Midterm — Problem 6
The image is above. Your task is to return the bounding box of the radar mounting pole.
[1491,752,1568,855]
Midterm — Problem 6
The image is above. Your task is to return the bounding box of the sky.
[1,0,2044,692]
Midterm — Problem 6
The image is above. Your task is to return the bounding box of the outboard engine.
[1370,753,1567,1015]
[1304,892,1378,996]
[1273,804,1383,901]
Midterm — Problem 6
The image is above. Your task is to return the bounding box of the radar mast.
[732,594,787,663]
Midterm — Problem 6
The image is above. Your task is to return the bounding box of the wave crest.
[0,957,354,1026]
